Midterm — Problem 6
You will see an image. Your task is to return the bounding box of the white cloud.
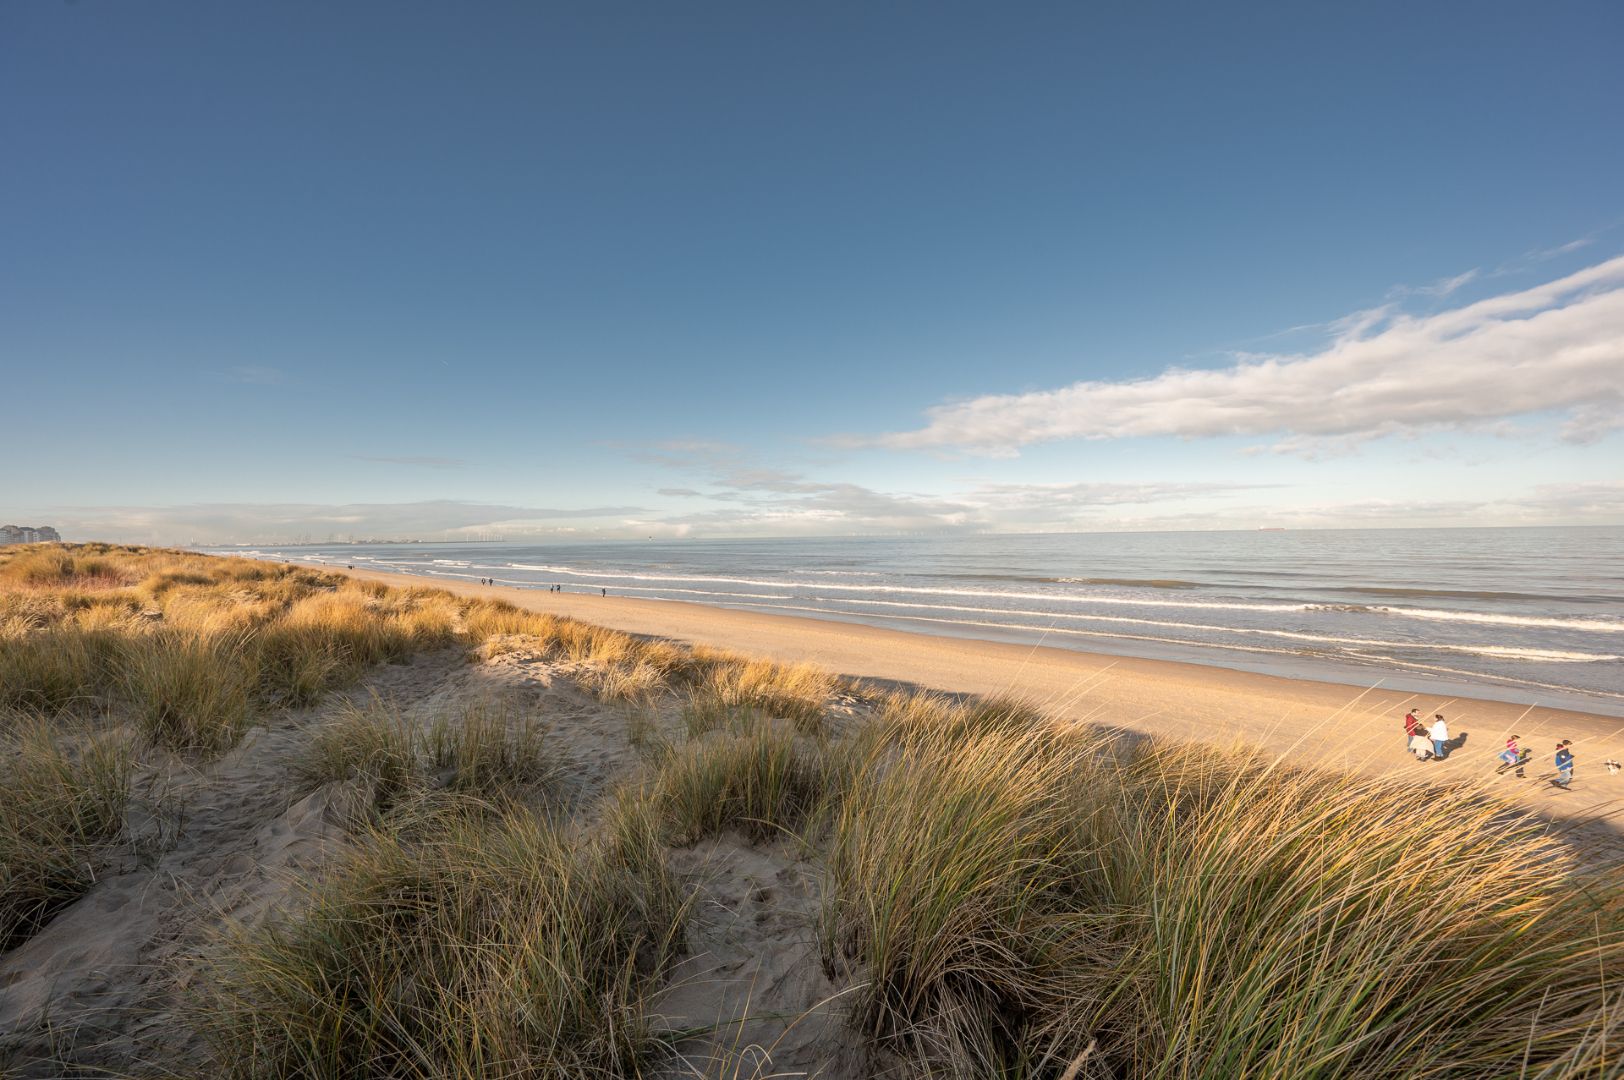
[857,254,1624,455]
[23,501,645,545]
[1389,268,1480,300]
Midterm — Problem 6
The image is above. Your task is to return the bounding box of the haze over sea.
[224,526,1624,717]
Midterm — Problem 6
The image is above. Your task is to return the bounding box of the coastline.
[311,560,1624,825]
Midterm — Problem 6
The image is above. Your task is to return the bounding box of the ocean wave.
[616,595,1303,659]
[1373,607,1624,633]
[1323,586,1582,602]
[1058,577,1203,589]
[240,553,1624,643]
[824,598,1619,663]
[501,563,1302,613]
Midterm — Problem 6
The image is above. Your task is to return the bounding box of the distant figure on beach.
[601,588,607,597]
[1498,735,1526,778]
[1404,709,1421,749]
[1555,741,1574,788]
[1430,714,1450,760]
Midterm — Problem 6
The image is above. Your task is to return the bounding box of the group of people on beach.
[1404,708,1575,789]
[473,581,603,596]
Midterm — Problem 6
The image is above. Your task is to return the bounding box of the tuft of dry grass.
[461,599,560,644]
[679,659,834,738]
[0,627,121,713]
[587,660,672,705]
[119,629,255,753]
[193,807,687,1079]
[0,547,128,589]
[642,723,843,846]
[425,697,555,797]
[298,695,556,820]
[0,718,133,950]
[296,696,424,814]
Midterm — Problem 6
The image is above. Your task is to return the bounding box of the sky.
[3,0,1622,544]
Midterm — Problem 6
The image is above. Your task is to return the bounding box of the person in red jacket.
[1403,709,1421,748]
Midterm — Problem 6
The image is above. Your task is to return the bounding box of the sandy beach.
[5,545,1622,1076]
[322,561,1624,828]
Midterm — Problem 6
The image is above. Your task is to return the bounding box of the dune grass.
[641,722,843,846]
[0,718,133,950]
[296,697,424,814]
[821,697,1624,1077]
[0,627,122,713]
[119,629,256,754]
[193,807,687,1079]
[298,695,556,821]
[0,545,496,752]
[426,697,555,797]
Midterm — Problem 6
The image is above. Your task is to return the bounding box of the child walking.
[1497,735,1525,777]
[1555,741,1574,789]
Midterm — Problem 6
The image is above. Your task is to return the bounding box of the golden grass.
[193,807,687,1079]
[821,697,1624,1077]
[120,629,256,754]
[297,696,556,819]
[0,546,479,745]
[0,627,121,713]
[641,722,843,846]
[425,697,555,797]
[0,717,132,950]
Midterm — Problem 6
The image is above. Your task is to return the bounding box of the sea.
[214,527,1624,717]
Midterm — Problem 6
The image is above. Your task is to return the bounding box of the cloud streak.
[24,501,646,545]
[857,254,1624,455]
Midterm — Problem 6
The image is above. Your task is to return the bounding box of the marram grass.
[821,697,1624,1078]
[0,716,132,950]
[192,807,687,1079]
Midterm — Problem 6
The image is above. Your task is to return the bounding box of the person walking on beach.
[1430,714,1450,760]
[1498,735,1525,778]
[1404,709,1421,749]
[1555,741,1574,788]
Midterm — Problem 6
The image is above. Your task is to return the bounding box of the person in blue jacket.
[1555,741,1574,789]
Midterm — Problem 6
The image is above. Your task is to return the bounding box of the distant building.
[0,524,62,545]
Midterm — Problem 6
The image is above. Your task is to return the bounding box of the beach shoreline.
[301,560,1624,823]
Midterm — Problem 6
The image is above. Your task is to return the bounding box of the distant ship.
[1257,527,1287,531]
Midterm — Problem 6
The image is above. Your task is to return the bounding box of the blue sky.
[3,1,1621,542]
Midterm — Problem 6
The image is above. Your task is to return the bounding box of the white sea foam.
[825,598,1620,662]
[504,563,1303,612]
[1372,607,1624,633]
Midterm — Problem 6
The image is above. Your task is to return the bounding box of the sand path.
[326,564,1624,834]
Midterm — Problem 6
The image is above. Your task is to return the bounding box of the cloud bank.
[860,254,1624,455]
[23,501,644,545]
